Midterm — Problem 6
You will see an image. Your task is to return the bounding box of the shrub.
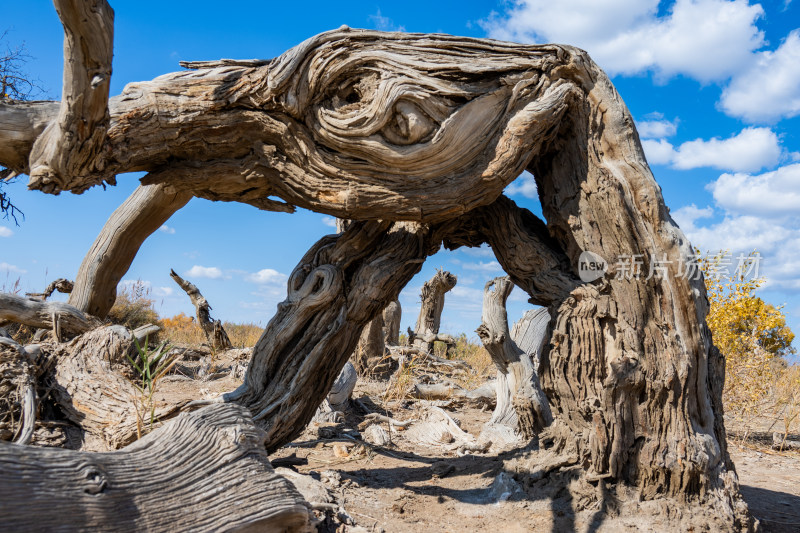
[107,280,162,331]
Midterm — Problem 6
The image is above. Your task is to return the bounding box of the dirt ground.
[163,353,800,532]
[269,388,800,533]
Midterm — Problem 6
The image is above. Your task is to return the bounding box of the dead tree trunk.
[476,277,551,447]
[0,15,753,529]
[0,293,101,341]
[511,307,551,370]
[68,184,192,318]
[351,314,388,377]
[382,299,401,346]
[0,404,311,532]
[169,269,232,351]
[412,270,457,354]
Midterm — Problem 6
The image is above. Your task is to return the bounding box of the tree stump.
[412,270,457,354]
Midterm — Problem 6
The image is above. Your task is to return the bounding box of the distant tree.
[0,30,42,223]
[700,250,796,418]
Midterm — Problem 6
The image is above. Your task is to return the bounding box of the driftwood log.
[477,277,552,447]
[0,293,100,341]
[0,6,754,529]
[169,269,232,351]
[411,270,457,354]
[0,403,311,532]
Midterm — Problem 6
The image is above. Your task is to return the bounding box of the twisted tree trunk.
[476,277,551,447]
[412,270,457,354]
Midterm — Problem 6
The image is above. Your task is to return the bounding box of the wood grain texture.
[0,403,311,532]
[412,270,456,354]
[0,293,100,340]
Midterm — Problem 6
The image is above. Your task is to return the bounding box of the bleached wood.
[0,292,100,340]
[0,404,311,532]
[412,270,457,353]
[25,278,73,301]
[382,299,401,345]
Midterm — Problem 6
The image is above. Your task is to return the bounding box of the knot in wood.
[79,463,108,495]
[287,264,342,308]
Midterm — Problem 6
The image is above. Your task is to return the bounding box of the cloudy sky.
[1,1,799,348]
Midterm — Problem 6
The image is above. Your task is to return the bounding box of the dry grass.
[160,312,262,349]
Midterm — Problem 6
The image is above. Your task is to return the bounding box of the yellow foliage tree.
[700,251,797,432]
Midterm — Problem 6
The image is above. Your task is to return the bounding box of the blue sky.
[1,1,799,351]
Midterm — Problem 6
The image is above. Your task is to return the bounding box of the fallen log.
[0,403,311,532]
[0,293,100,341]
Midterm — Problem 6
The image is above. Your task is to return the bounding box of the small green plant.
[126,335,178,438]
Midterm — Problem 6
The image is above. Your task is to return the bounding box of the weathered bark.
[412,270,457,354]
[68,184,192,318]
[0,403,311,532]
[511,307,551,370]
[476,277,551,447]
[1,21,752,528]
[47,326,182,450]
[382,299,401,346]
[0,337,36,444]
[222,220,445,452]
[25,278,74,301]
[0,292,101,341]
[28,0,115,194]
[169,269,232,351]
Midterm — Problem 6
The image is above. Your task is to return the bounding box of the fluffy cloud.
[636,118,678,138]
[671,204,714,231]
[706,163,800,217]
[158,225,176,234]
[504,171,538,199]
[0,226,12,237]
[0,262,26,274]
[462,260,504,272]
[246,268,288,284]
[369,9,406,32]
[321,216,338,228]
[185,265,222,279]
[480,0,765,82]
[642,127,782,172]
[721,30,800,123]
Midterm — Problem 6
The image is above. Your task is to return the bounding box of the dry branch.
[25,278,73,301]
[0,292,100,341]
[169,269,232,351]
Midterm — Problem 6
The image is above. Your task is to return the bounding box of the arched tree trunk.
[382,299,401,346]
[169,269,232,351]
[412,270,457,354]
[476,277,551,447]
[0,13,753,529]
[68,184,192,318]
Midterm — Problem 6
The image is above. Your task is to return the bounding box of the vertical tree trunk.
[476,277,552,447]
[351,314,386,376]
[382,299,401,346]
[412,270,457,353]
[169,269,232,351]
[510,307,551,371]
[68,184,191,318]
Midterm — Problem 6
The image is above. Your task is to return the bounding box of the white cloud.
[369,9,406,32]
[460,244,495,258]
[155,286,173,297]
[462,261,504,272]
[672,204,714,232]
[720,30,800,123]
[706,163,800,218]
[642,138,677,166]
[246,268,288,285]
[321,216,338,228]
[636,118,677,138]
[505,171,538,199]
[643,127,782,172]
[480,0,765,82]
[185,265,222,279]
[0,226,12,237]
[158,225,176,234]
[0,262,25,274]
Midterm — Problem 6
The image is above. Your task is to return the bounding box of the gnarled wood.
[28,0,114,194]
[25,278,73,301]
[351,315,387,377]
[170,269,232,351]
[476,277,551,447]
[412,270,456,354]
[0,403,311,532]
